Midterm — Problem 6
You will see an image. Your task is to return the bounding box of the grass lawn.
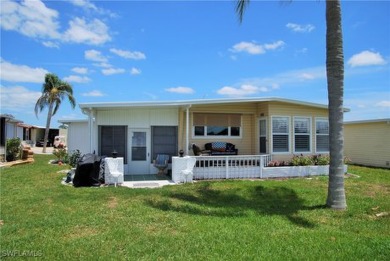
[1,154,389,260]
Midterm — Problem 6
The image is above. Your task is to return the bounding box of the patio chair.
[192,144,210,156]
[153,154,170,175]
[181,157,197,183]
[104,158,124,187]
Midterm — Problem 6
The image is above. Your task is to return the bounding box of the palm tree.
[35,73,76,153]
[236,0,347,210]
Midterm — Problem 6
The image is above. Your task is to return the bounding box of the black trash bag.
[73,153,102,187]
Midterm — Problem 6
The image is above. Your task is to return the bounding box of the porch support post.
[185,105,191,155]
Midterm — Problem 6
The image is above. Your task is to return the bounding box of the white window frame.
[192,126,242,139]
[271,116,290,154]
[293,116,312,153]
[315,118,329,153]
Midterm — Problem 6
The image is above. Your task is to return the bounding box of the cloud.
[375,100,390,108]
[85,49,107,62]
[68,0,98,11]
[63,75,91,83]
[230,40,285,55]
[130,67,141,75]
[344,92,390,121]
[217,84,268,97]
[0,0,60,39]
[230,42,264,55]
[0,85,42,111]
[63,17,111,45]
[0,0,112,46]
[110,48,146,60]
[217,66,326,97]
[71,67,89,74]
[0,59,48,83]
[165,86,195,94]
[348,50,387,67]
[264,41,285,50]
[286,23,315,33]
[82,90,104,97]
[42,41,60,48]
[93,62,112,68]
[101,68,125,75]
[68,0,117,18]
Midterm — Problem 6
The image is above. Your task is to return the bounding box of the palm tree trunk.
[42,102,54,153]
[325,0,347,210]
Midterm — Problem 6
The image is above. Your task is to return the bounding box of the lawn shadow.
[146,182,317,228]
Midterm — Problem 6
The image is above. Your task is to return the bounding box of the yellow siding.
[179,103,258,155]
[178,101,331,159]
[268,101,329,160]
[344,121,390,168]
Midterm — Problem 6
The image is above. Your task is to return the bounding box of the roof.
[58,119,88,124]
[79,97,350,112]
[344,118,390,125]
[0,114,23,123]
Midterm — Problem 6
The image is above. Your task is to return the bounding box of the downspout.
[185,105,191,155]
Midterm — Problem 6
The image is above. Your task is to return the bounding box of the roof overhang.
[344,118,390,125]
[58,119,88,124]
[79,97,349,112]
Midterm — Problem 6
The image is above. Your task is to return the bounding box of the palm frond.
[236,0,250,23]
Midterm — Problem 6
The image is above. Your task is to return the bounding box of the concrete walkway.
[121,180,176,188]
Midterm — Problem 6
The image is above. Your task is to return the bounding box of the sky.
[1,0,389,127]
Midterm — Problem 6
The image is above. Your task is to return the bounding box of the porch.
[193,155,273,180]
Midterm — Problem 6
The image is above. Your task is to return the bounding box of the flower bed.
[263,154,348,178]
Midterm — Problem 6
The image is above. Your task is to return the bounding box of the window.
[193,113,241,138]
[99,126,127,163]
[272,117,289,153]
[316,119,329,152]
[151,126,178,163]
[294,117,311,153]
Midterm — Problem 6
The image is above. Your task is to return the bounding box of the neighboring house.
[344,119,390,168]
[70,97,348,175]
[0,114,59,148]
[0,114,23,142]
[58,119,89,154]
[1,114,23,161]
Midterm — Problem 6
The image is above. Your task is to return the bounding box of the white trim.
[79,97,348,111]
[315,117,329,153]
[271,116,291,154]
[293,116,312,154]
[259,117,267,154]
[192,126,242,139]
[344,118,390,125]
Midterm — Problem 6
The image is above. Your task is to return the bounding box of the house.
[1,114,23,161]
[72,97,346,176]
[344,119,390,168]
[58,119,89,154]
[0,114,59,148]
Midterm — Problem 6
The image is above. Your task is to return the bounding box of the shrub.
[291,154,314,166]
[53,148,68,163]
[312,154,330,165]
[68,149,82,168]
[6,138,21,162]
[267,160,289,167]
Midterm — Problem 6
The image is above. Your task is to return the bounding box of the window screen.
[99,126,127,163]
[151,126,178,162]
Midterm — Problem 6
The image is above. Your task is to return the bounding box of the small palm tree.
[236,0,347,210]
[35,73,76,153]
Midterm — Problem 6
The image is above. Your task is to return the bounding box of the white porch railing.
[193,155,272,180]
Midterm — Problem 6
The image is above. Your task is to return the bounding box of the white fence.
[193,155,272,180]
